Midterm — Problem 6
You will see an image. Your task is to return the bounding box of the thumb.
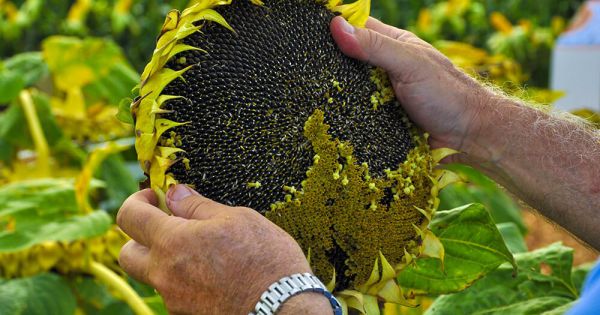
[330,16,422,79]
[166,184,229,220]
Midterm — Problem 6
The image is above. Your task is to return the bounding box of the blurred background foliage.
[0,0,598,314]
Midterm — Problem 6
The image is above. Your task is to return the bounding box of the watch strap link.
[249,273,342,315]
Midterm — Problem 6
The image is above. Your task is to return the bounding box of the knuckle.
[367,29,384,53]
[393,30,414,41]
[232,206,255,218]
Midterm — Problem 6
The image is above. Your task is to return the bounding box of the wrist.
[248,273,340,315]
[279,292,333,315]
[458,90,513,164]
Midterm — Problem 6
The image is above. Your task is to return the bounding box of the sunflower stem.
[87,260,154,315]
[19,89,50,177]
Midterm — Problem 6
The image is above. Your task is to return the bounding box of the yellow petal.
[155,118,188,139]
[338,290,366,314]
[368,252,397,295]
[334,0,371,27]
[167,44,206,61]
[161,10,181,34]
[421,229,445,267]
[186,9,234,32]
[357,256,379,292]
[363,295,380,315]
[431,147,460,163]
[157,146,185,158]
[413,205,432,222]
[379,252,396,283]
[326,268,336,292]
[437,170,462,190]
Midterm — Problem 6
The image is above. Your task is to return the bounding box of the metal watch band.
[249,272,342,315]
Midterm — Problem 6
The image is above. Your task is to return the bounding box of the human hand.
[330,16,493,153]
[117,185,319,314]
[329,18,600,251]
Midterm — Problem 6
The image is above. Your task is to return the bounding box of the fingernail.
[168,184,199,202]
[339,17,355,35]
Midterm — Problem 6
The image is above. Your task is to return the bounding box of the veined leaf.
[398,203,515,295]
[0,273,76,315]
[426,243,580,315]
[0,210,112,252]
[0,178,112,252]
[0,178,79,220]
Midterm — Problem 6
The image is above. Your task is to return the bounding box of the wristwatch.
[249,273,343,315]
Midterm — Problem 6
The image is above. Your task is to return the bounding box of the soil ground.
[523,209,598,266]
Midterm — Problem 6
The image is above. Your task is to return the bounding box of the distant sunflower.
[133,0,453,311]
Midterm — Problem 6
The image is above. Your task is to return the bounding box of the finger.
[117,189,170,247]
[365,17,432,48]
[330,16,428,79]
[119,240,151,284]
[166,184,233,220]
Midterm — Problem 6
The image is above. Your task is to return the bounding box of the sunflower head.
[133,0,446,307]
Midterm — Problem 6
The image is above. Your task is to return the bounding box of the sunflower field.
[0,0,598,314]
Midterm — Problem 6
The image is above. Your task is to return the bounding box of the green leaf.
[42,36,138,105]
[0,93,64,151]
[0,52,47,104]
[397,203,515,295]
[98,154,138,212]
[3,52,49,87]
[0,178,112,252]
[0,137,14,163]
[70,276,134,315]
[70,275,167,315]
[572,263,595,292]
[432,296,572,315]
[540,301,578,315]
[0,179,79,223]
[129,278,169,315]
[497,222,528,254]
[426,243,579,315]
[116,97,134,124]
[440,164,526,233]
[0,273,77,315]
[0,210,112,252]
[0,70,25,103]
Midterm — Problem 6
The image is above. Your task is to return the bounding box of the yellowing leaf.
[42,36,124,91]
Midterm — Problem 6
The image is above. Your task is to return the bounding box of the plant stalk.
[87,260,154,315]
[19,89,50,176]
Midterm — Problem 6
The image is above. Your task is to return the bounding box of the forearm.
[461,95,600,249]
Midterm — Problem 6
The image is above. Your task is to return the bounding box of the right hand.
[330,16,493,154]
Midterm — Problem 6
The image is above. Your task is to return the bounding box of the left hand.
[117,185,313,314]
